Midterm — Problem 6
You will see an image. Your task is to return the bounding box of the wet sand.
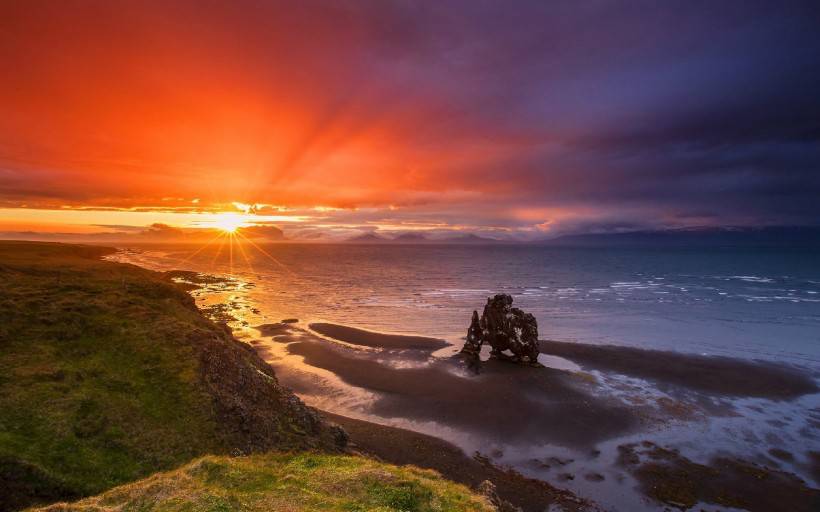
[617,441,820,511]
[250,321,820,510]
[310,322,449,350]
[257,321,820,451]
[287,334,639,448]
[310,321,818,401]
[323,411,595,512]
[540,340,818,399]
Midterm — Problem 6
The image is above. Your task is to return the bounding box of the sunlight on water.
[111,244,820,365]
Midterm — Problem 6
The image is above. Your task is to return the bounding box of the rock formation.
[460,310,484,372]
[460,294,541,369]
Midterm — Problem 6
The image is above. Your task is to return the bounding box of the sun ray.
[210,232,228,266]
[234,236,257,276]
[234,230,294,275]
[177,229,227,266]
[228,232,234,275]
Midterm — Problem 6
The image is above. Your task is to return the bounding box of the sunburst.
[210,212,246,233]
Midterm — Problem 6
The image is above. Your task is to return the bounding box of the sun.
[211,212,246,233]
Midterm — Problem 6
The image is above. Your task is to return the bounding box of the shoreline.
[321,410,595,512]
[256,320,820,511]
[111,249,820,511]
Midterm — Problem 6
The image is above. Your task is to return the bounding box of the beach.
[249,319,819,510]
[111,245,820,512]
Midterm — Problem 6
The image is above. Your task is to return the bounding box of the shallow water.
[110,243,820,511]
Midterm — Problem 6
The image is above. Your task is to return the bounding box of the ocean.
[113,243,820,365]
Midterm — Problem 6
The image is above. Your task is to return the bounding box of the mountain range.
[344,226,820,247]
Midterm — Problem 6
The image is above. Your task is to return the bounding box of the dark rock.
[281,318,299,324]
[462,311,483,355]
[460,294,541,369]
[194,328,347,453]
[254,323,292,336]
[460,311,483,372]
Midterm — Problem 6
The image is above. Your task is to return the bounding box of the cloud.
[0,222,289,244]
[0,1,818,235]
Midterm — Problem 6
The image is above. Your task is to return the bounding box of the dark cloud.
[0,1,818,235]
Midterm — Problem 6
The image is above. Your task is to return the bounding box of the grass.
[32,453,493,512]
[0,242,234,508]
[0,241,491,512]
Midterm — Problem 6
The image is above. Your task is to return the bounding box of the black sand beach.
[272,323,639,447]
[246,318,820,511]
[310,322,449,350]
[540,340,818,399]
[130,265,820,511]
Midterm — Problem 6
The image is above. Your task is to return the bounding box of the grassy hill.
[32,452,493,512]
[0,242,348,511]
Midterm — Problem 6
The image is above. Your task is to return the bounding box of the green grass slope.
[0,242,343,511]
[32,453,493,512]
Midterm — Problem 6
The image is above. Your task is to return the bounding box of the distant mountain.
[393,232,429,243]
[345,232,506,244]
[346,233,389,243]
[539,226,820,248]
[438,233,504,244]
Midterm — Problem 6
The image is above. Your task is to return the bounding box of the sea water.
[114,243,820,365]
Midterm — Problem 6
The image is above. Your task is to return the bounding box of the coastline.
[322,411,593,512]
[0,241,573,512]
[108,246,820,512]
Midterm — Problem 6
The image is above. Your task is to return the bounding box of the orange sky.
[1,2,538,238]
[2,2,818,240]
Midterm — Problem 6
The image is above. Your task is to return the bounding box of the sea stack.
[460,294,541,370]
[460,310,484,372]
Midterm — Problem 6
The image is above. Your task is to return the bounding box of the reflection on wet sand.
[250,320,820,511]
[288,327,638,447]
[539,340,818,399]
[108,259,820,512]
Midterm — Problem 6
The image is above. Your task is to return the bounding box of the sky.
[1,0,819,241]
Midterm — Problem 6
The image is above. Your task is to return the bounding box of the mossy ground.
[0,242,237,508]
[34,453,493,512]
